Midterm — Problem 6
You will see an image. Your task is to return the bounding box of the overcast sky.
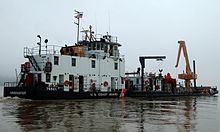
[0,0,220,87]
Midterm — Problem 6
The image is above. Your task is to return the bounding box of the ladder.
[28,56,41,71]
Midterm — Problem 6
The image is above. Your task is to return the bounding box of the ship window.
[88,44,91,51]
[72,58,76,67]
[109,45,113,56]
[97,43,100,50]
[114,63,118,70]
[91,60,96,68]
[54,56,59,65]
[92,43,96,50]
[104,44,108,52]
[53,76,57,82]
[46,74,51,82]
[101,43,104,50]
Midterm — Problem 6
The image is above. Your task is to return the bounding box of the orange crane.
[175,40,197,88]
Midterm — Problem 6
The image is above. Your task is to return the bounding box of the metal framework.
[139,56,166,91]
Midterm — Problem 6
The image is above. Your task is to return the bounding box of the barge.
[124,71,218,98]
[124,42,218,97]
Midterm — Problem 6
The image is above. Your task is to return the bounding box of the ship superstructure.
[25,30,124,90]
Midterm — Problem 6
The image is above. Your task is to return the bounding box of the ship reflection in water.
[0,96,219,132]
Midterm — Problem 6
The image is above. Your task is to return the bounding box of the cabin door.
[33,73,41,86]
[111,77,118,91]
[74,76,79,92]
[79,75,84,92]
[69,75,74,91]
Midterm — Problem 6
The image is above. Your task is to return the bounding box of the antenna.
[95,13,98,35]
[108,11,111,34]
[37,35,41,56]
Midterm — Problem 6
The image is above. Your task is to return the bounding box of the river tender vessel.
[4,22,126,100]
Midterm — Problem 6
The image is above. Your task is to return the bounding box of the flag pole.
[77,17,80,43]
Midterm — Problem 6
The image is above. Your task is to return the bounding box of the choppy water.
[0,86,219,132]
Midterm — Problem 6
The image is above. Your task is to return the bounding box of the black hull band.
[4,86,121,100]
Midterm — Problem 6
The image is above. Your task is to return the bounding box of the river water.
[0,86,219,132]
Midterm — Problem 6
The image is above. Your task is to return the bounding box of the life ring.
[104,81,108,87]
[64,80,69,86]
[144,80,149,84]
[91,82,96,91]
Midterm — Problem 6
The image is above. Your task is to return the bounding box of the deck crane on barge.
[175,40,197,88]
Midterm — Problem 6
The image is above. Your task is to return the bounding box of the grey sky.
[0,0,220,87]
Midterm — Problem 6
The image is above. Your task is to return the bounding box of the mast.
[74,10,83,43]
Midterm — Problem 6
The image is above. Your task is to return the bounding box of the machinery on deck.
[175,40,197,88]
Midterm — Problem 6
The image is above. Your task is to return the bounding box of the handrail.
[4,82,18,87]
[81,34,119,43]
[24,45,62,57]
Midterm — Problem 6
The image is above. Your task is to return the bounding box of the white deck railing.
[24,45,62,57]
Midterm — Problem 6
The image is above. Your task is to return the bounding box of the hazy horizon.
[0,0,220,88]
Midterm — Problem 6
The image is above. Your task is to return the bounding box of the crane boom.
[175,41,191,74]
[175,40,197,88]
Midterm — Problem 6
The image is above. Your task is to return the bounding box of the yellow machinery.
[175,40,197,88]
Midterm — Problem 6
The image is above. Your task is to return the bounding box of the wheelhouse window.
[46,74,51,82]
[72,58,76,66]
[91,60,96,68]
[54,56,59,65]
[101,43,104,50]
[88,43,91,50]
[109,45,113,56]
[114,62,118,70]
[92,43,96,50]
[104,44,108,53]
[97,43,100,50]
